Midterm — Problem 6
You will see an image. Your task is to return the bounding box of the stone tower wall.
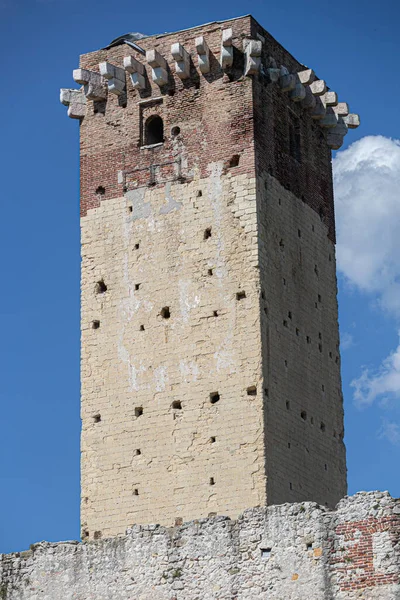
[70,15,357,539]
[80,17,268,540]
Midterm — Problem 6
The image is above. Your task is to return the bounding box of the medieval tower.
[61,15,359,542]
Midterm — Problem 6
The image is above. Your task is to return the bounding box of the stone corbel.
[99,62,126,96]
[244,40,262,76]
[146,49,168,86]
[73,68,107,101]
[332,102,349,116]
[171,43,190,79]
[343,114,360,128]
[289,79,306,102]
[297,69,315,85]
[195,36,210,74]
[220,28,233,69]
[279,66,296,92]
[123,56,146,90]
[309,79,327,96]
[60,88,87,119]
[326,120,349,149]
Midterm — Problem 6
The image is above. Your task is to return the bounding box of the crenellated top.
[60,25,359,150]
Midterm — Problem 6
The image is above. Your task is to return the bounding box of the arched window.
[145,115,164,145]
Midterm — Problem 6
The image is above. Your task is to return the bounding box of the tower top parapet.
[60,15,359,150]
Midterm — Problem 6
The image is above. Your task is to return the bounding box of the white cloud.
[377,419,400,446]
[333,136,400,316]
[351,332,400,407]
[340,332,354,351]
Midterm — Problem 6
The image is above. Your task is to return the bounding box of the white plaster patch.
[179,279,200,323]
[179,360,199,383]
[213,331,236,374]
[154,365,168,392]
[208,161,228,280]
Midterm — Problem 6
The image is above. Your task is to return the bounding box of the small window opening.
[92,320,100,329]
[322,384,325,392]
[134,449,141,456]
[288,311,292,319]
[306,336,311,344]
[289,114,301,162]
[286,401,290,410]
[197,190,203,197]
[135,283,140,291]
[213,310,218,317]
[318,294,322,303]
[133,488,139,496]
[284,360,288,367]
[329,351,333,358]
[329,253,332,262]
[204,227,212,240]
[145,115,164,145]
[95,280,107,294]
[247,386,257,396]
[134,243,140,250]
[135,407,143,417]
[172,400,182,410]
[264,388,269,397]
[210,436,216,443]
[161,306,170,319]
[208,268,213,276]
[288,442,291,448]
[261,548,271,559]
[315,264,319,276]
[236,291,246,301]
[298,229,301,238]
[209,477,215,485]
[96,186,105,196]
[228,154,240,168]
[283,320,288,328]
[171,126,181,137]
[296,328,300,336]
[324,464,328,471]
[319,343,323,352]
[319,332,322,340]
[279,239,284,248]
[93,414,101,423]
[210,392,220,404]
[140,324,145,331]
[306,542,313,550]
[283,277,286,285]
[128,206,133,213]
[301,411,307,421]
[320,422,326,432]
[289,482,293,490]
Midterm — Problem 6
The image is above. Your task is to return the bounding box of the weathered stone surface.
[1,493,398,599]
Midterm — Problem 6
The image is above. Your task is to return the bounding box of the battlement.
[61,15,359,149]
[1,492,399,599]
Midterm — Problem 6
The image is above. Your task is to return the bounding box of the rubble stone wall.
[1,492,399,599]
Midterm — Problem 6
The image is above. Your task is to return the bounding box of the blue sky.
[0,0,399,554]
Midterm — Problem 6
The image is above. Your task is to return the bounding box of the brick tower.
[61,15,359,541]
